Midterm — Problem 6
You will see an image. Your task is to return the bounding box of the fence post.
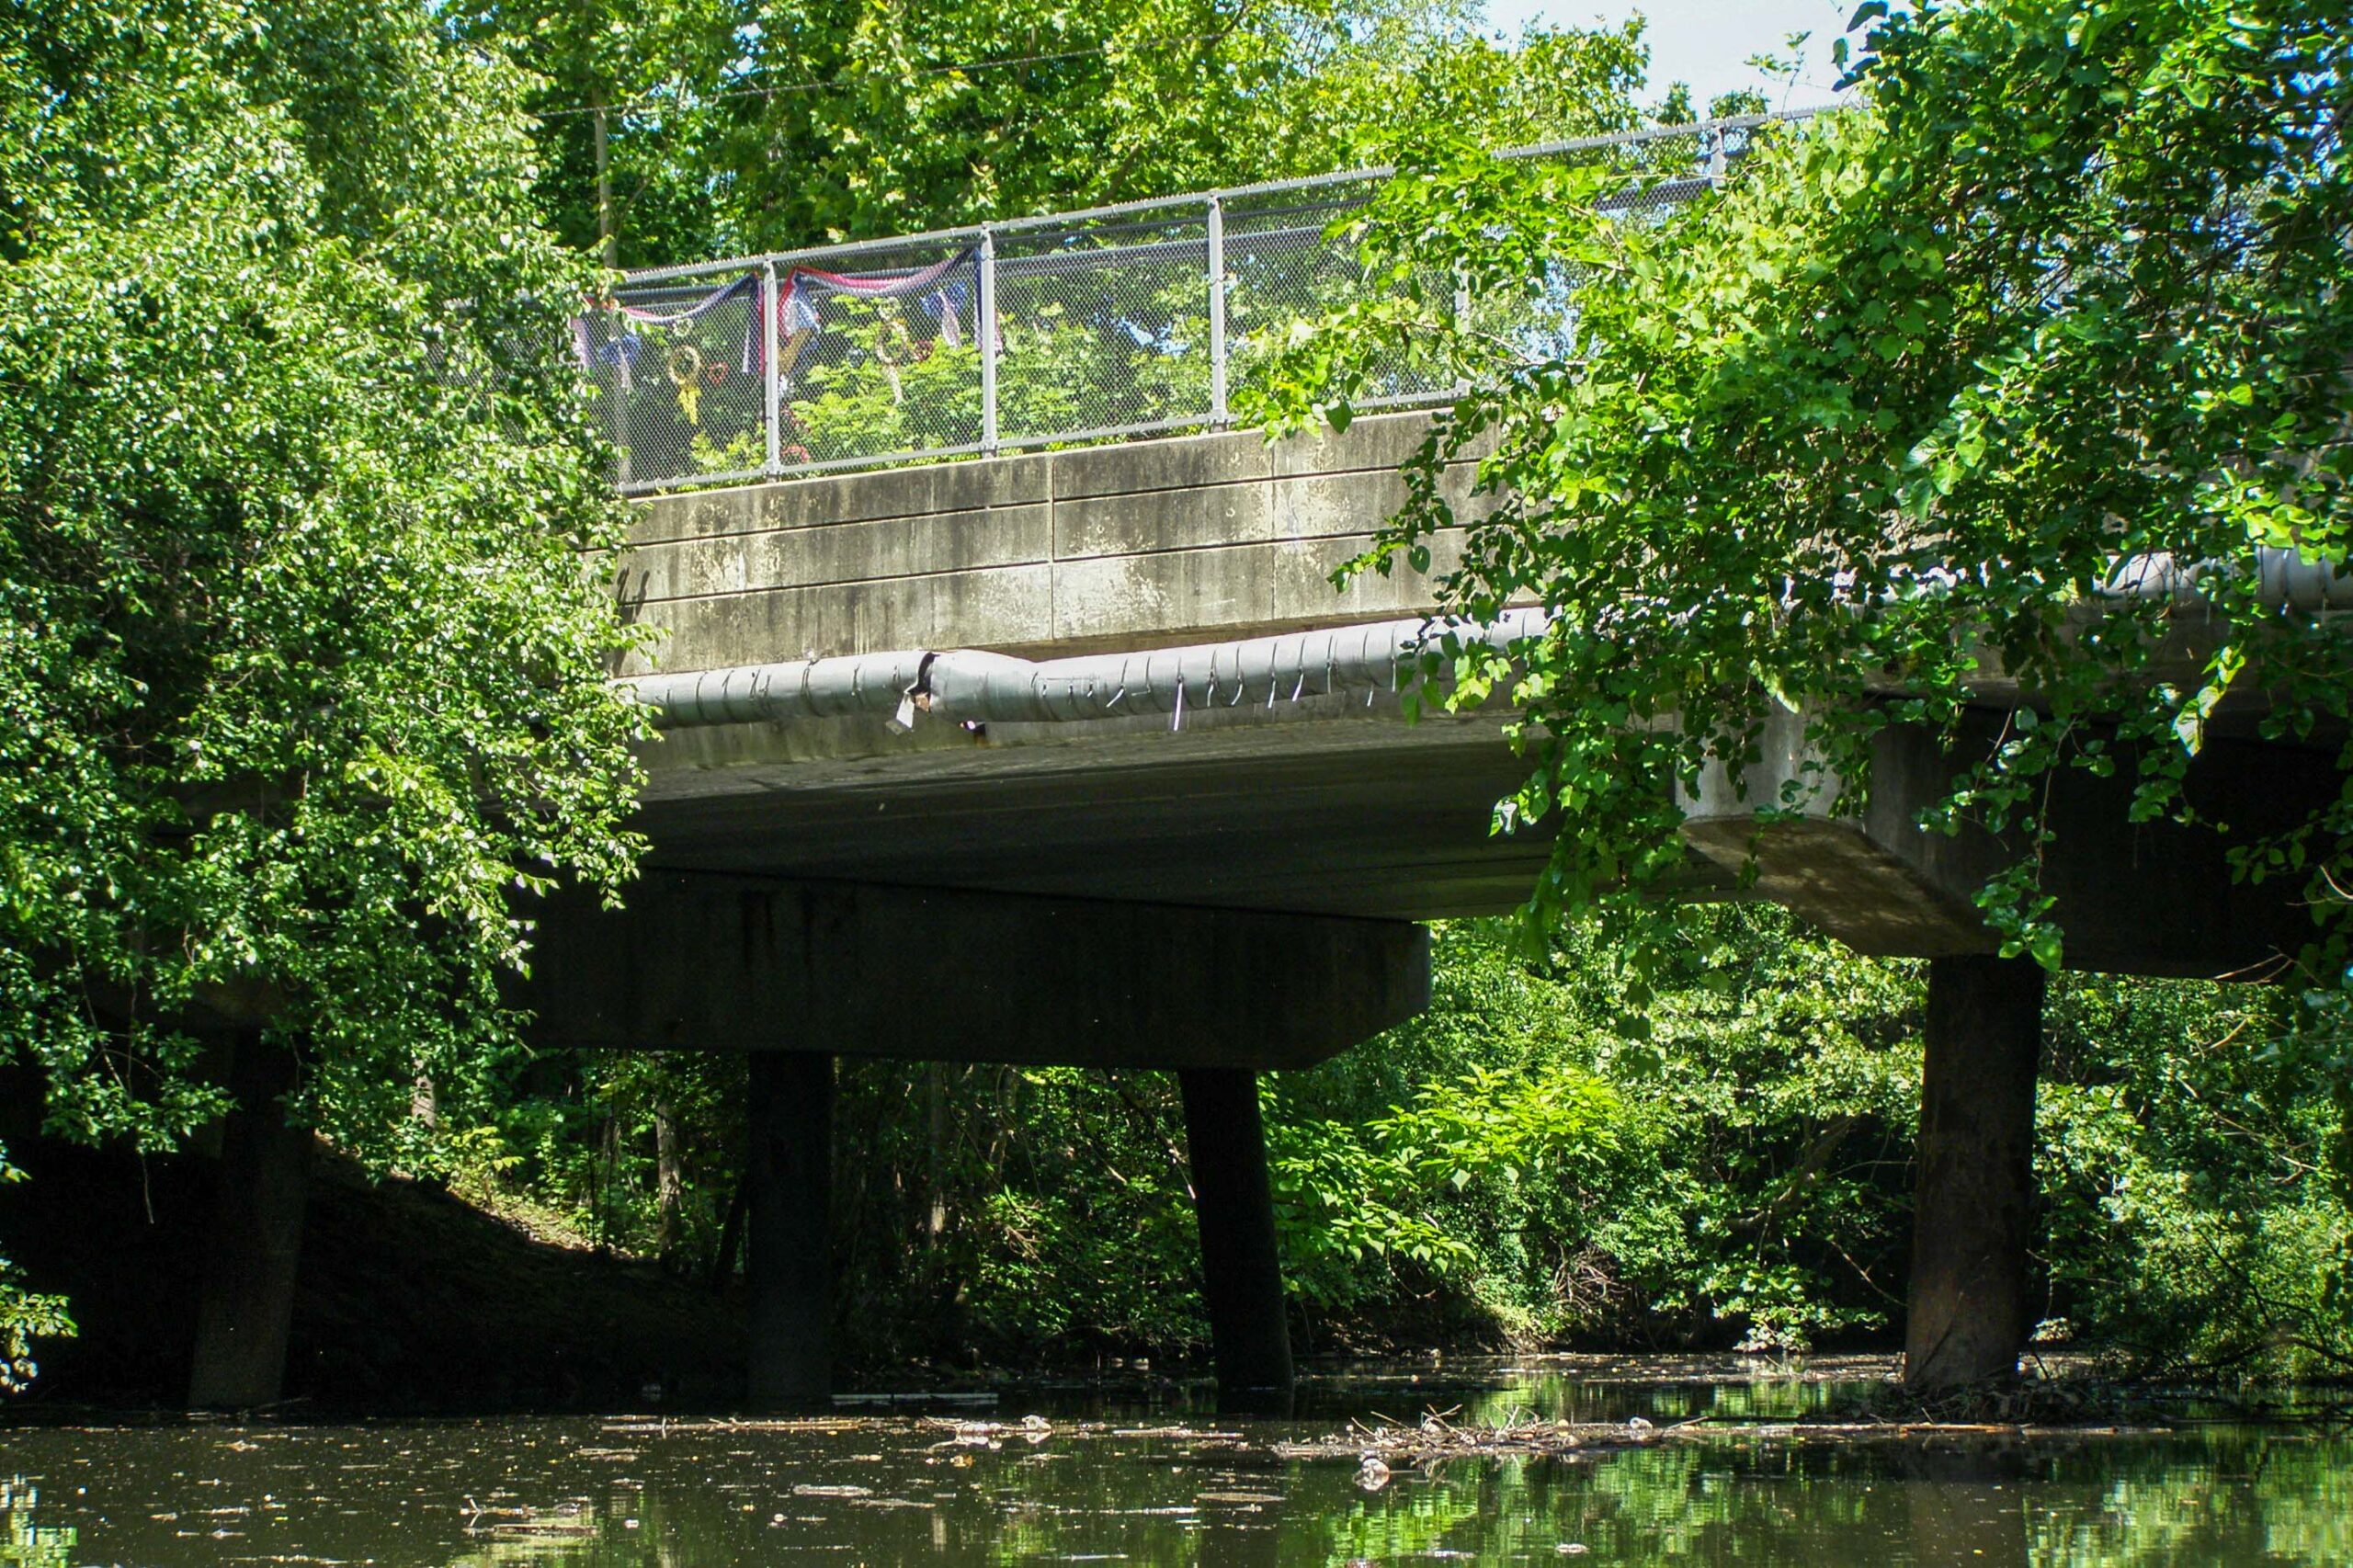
[1706,125,1729,186]
[1453,264,1472,398]
[979,227,999,456]
[762,260,782,477]
[608,322,634,489]
[1208,194,1228,428]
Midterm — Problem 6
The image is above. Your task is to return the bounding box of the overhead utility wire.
[532,39,1214,121]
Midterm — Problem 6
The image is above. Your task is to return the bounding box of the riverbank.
[0,1137,744,1412]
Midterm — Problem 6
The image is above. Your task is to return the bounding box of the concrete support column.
[1177,1068,1293,1411]
[1904,955,2045,1391]
[188,1035,312,1409]
[745,1050,834,1406]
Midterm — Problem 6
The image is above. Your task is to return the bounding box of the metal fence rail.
[585,111,1819,494]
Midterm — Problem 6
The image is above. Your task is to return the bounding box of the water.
[2,1359,2346,1565]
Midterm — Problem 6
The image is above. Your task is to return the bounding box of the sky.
[1480,0,1859,111]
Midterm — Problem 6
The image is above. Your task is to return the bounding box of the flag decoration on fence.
[573,247,981,396]
[776,247,978,350]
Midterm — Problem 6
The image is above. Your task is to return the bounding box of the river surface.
[1,1358,2345,1565]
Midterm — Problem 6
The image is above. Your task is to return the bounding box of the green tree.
[457,0,1663,258]
[2038,972,2351,1376]
[443,0,743,267]
[1249,0,2351,1049]
[1229,0,2353,1373]
[1272,9,1651,167]
[0,1153,70,1393]
[0,0,644,1312]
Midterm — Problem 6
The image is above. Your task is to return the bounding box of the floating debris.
[1275,1405,2179,1466]
[602,1417,868,1435]
[1275,1407,1699,1464]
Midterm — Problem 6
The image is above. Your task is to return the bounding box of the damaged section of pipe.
[621,609,1553,732]
[621,647,935,729]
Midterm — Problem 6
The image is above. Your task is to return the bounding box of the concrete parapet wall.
[616,414,1478,676]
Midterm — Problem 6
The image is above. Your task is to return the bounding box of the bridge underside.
[630,695,1641,921]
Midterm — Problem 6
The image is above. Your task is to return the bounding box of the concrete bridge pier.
[1682,711,2337,1390]
[522,872,1430,1407]
[188,1032,312,1410]
[1905,956,2045,1391]
[1178,1068,1294,1411]
[745,1050,835,1405]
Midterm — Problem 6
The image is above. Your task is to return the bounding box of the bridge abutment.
[1683,710,2334,1389]
[1178,1068,1294,1411]
[188,1034,312,1410]
[1678,710,2334,976]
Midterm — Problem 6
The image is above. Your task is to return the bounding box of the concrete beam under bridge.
[1179,1068,1295,1413]
[188,1033,312,1410]
[745,1051,833,1407]
[519,873,1429,1072]
[1678,710,2336,979]
[1907,955,2045,1390]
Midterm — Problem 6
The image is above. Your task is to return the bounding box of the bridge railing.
[586,111,1818,495]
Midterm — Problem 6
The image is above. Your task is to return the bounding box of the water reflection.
[0,1480,74,1568]
[0,1376,2346,1565]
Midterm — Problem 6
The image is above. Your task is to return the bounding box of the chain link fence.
[594,111,1818,494]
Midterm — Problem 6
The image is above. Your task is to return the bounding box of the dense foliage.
[485,1,2349,1383]
[449,0,1654,261]
[1255,0,2352,989]
[0,0,644,1354]
[6,0,2348,1396]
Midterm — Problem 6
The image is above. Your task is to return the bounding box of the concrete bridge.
[540,413,1529,1411]
[519,415,2340,1409]
[608,413,1550,922]
[184,119,2351,1411]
